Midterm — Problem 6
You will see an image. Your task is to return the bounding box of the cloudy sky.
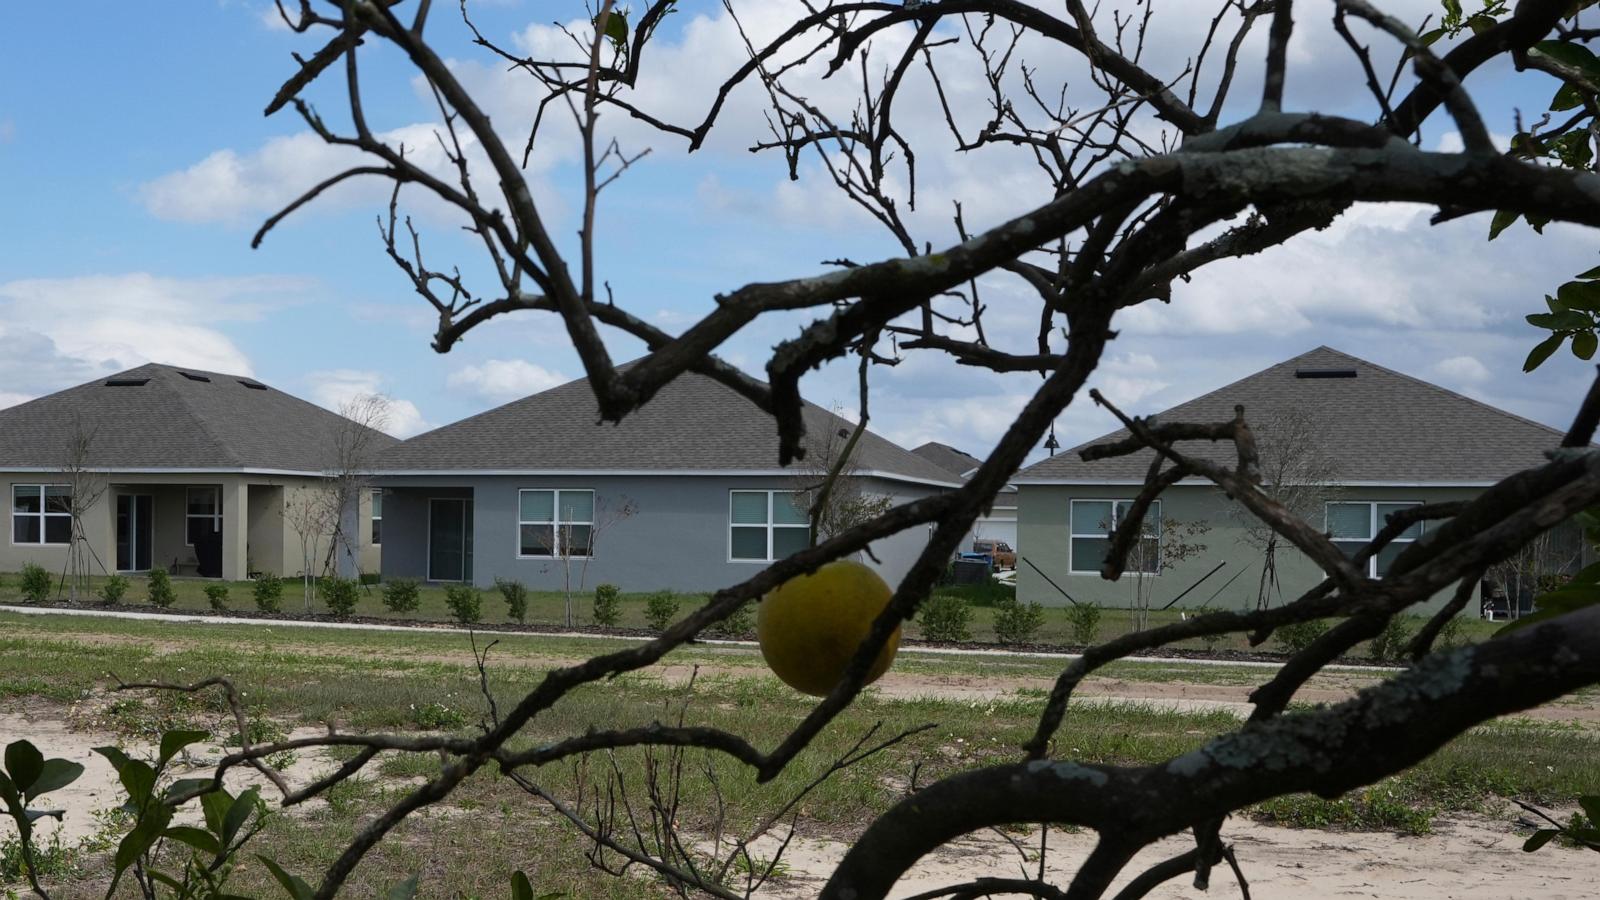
[1,1,1594,464]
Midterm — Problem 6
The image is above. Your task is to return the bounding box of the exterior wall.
[1,472,372,581]
[375,474,940,593]
[358,488,381,576]
[1016,482,1483,616]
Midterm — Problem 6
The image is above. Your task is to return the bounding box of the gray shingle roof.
[0,363,397,472]
[1015,346,1566,484]
[378,369,959,486]
[912,441,982,477]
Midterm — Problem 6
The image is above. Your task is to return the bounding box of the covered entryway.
[115,494,153,572]
[428,497,474,582]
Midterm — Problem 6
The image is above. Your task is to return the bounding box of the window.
[1327,501,1421,577]
[729,490,809,562]
[12,485,71,545]
[371,489,383,545]
[1069,499,1160,575]
[186,487,221,546]
[518,489,595,558]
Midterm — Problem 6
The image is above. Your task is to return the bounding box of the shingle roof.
[912,441,982,477]
[0,363,396,472]
[1015,346,1566,484]
[379,368,960,486]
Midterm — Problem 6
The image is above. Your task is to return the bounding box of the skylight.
[238,379,268,391]
[104,378,150,387]
[179,371,211,383]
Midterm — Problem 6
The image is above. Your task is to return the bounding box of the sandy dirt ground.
[6,639,1600,898]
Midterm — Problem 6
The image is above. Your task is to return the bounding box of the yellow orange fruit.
[756,559,901,697]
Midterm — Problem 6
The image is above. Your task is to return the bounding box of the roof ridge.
[156,370,247,467]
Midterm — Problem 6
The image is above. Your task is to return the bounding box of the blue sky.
[1,1,1595,465]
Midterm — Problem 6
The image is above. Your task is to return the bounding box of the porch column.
[221,479,250,581]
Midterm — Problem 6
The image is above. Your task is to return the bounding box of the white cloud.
[0,391,32,410]
[446,359,566,401]
[0,273,291,380]
[1434,355,1492,385]
[304,369,435,438]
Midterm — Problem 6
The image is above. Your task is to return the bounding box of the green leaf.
[258,856,315,900]
[158,730,210,769]
[1488,208,1519,240]
[201,786,234,836]
[1531,40,1600,71]
[110,804,173,893]
[1419,27,1446,46]
[0,769,20,816]
[594,10,628,50]
[386,874,421,900]
[115,759,157,807]
[4,741,44,795]
[1524,828,1559,852]
[26,758,83,800]
[223,787,259,845]
[164,825,222,856]
[1524,333,1566,371]
[1559,281,1600,312]
[512,870,534,900]
[1575,331,1599,360]
[1576,264,1600,281]
[165,777,214,804]
[1553,83,1584,111]
[1526,309,1592,330]
[1580,795,1600,824]
[93,746,132,773]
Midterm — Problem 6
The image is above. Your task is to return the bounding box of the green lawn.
[0,570,1503,657]
[0,611,1595,897]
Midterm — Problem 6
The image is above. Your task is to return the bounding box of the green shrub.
[252,574,283,613]
[18,563,51,603]
[1434,616,1466,651]
[706,601,754,638]
[1274,618,1329,654]
[993,597,1046,645]
[358,572,381,586]
[918,593,973,642]
[644,590,680,632]
[99,574,130,604]
[445,584,482,625]
[1065,602,1102,646]
[320,577,359,617]
[147,568,176,608]
[593,583,623,626]
[494,578,529,623]
[933,580,1015,608]
[413,701,469,731]
[203,583,230,611]
[382,578,420,614]
[1369,615,1416,662]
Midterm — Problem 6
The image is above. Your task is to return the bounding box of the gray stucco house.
[1012,347,1576,616]
[0,364,389,581]
[372,370,958,592]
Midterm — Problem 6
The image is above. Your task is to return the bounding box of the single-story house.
[1012,346,1580,616]
[0,364,391,581]
[912,441,1018,550]
[372,369,959,592]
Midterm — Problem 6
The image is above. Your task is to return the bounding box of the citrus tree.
[13,1,1600,898]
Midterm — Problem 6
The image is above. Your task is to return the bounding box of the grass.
[0,610,1592,896]
[0,570,1503,656]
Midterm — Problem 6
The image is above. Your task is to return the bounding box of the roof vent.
[237,379,268,391]
[179,371,211,383]
[1295,368,1357,379]
[104,378,150,387]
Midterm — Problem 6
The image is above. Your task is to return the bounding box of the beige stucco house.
[0,364,391,582]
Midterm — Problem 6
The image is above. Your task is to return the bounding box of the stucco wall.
[1,473,369,580]
[1016,482,1484,616]
[375,475,939,593]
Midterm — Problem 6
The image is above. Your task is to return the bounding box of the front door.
[116,494,153,572]
[428,498,473,582]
